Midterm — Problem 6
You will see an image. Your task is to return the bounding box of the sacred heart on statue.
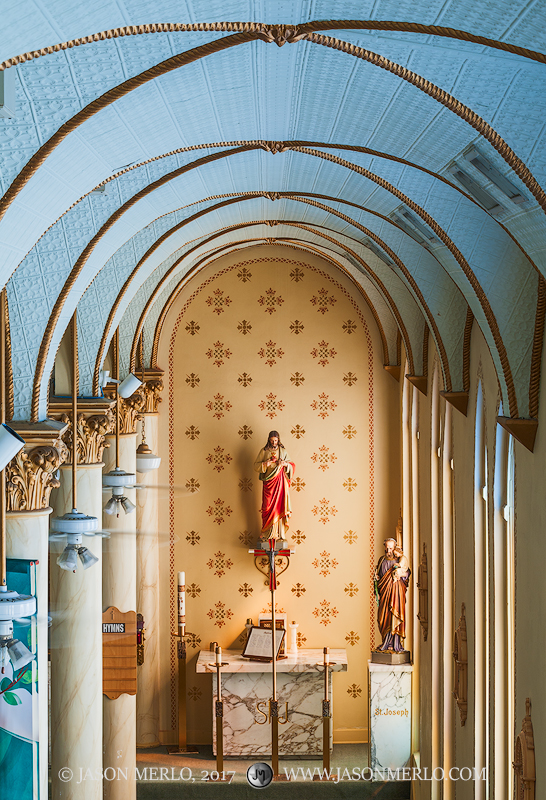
[254,554,290,586]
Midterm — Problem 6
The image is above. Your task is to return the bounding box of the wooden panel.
[103,607,137,699]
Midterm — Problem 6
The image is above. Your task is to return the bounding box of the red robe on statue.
[254,445,295,539]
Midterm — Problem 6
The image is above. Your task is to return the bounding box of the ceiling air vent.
[447,163,504,215]
[0,70,15,118]
[464,147,526,205]
[400,208,438,242]
[390,212,428,246]
[361,239,394,267]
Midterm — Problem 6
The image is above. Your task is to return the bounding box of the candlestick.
[288,621,298,654]
[313,646,336,781]
[166,571,197,755]
[215,646,222,666]
[177,572,185,637]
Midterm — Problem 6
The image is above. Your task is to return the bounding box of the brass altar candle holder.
[166,629,199,755]
[313,647,337,781]
[205,646,231,781]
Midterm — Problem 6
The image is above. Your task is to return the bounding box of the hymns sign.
[102,607,137,699]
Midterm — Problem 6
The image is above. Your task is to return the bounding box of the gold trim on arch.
[142,235,396,371]
[3,19,546,72]
[124,219,417,374]
[85,180,450,396]
[36,159,517,417]
[21,140,542,288]
[291,170,518,415]
[2,28,544,234]
[145,226,420,377]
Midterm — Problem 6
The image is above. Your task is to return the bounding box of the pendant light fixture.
[0,288,36,672]
[135,333,160,474]
[103,329,142,515]
[50,311,101,571]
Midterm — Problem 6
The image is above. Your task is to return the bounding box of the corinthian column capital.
[6,419,70,511]
[49,397,116,464]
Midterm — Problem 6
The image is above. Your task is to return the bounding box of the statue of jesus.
[253,431,295,540]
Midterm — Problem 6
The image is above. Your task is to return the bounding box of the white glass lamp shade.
[57,546,79,571]
[78,547,99,570]
[7,638,35,671]
[104,497,118,516]
[0,424,25,470]
[118,373,142,399]
[136,451,161,473]
[121,497,136,514]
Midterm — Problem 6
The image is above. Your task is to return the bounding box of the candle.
[177,572,185,635]
[289,621,298,654]
[215,646,222,666]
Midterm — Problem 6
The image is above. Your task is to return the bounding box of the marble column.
[136,413,160,746]
[50,462,104,800]
[102,430,137,800]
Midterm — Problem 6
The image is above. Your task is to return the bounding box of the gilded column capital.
[49,397,116,464]
[6,419,70,512]
[139,369,164,414]
[103,384,145,434]
[120,391,145,434]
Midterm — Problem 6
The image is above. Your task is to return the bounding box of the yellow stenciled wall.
[156,244,400,745]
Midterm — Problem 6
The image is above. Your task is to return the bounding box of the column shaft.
[136,414,160,746]
[102,433,136,800]
[6,508,51,800]
[50,464,103,800]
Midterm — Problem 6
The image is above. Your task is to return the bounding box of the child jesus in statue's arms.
[392,545,409,582]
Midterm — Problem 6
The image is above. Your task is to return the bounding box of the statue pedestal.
[368,661,413,774]
[370,650,411,665]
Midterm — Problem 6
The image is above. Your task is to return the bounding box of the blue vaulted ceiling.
[2,1,546,424]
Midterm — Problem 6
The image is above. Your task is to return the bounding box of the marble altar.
[368,661,413,773]
[196,649,347,757]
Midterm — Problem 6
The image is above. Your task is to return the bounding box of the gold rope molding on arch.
[87,182,440,396]
[28,140,538,417]
[134,224,408,376]
[1,26,545,235]
[31,148,258,420]
[128,228,398,373]
[92,191,443,393]
[120,209,428,380]
[2,19,546,71]
[21,139,543,284]
[39,167,497,419]
[292,162,518,416]
[36,165,514,418]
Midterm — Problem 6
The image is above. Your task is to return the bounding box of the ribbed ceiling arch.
[1,1,545,434]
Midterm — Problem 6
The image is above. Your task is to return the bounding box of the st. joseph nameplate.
[102,607,137,699]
